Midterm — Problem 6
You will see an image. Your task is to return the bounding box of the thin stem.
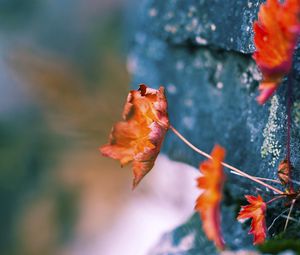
[284,198,296,232]
[287,79,291,170]
[170,125,284,195]
[170,125,211,159]
[255,177,281,184]
[230,171,281,184]
[289,178,300,186]
[286,74,294,193]
[281,214,299,223]
[268,208,290,231]
[266,195,286,205]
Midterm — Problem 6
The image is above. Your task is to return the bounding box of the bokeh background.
[0,1,198,254]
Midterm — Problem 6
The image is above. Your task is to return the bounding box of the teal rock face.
[136,0,264,53]
[128,0,300,254]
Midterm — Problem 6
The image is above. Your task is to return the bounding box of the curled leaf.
[100,84,169,188]
[195,145,226,250]
[253,0,300,104]
[278,158,294,193]
[237,195,267,245]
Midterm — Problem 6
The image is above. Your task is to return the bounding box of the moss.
[258,237,300,254]
[261,96,283,166]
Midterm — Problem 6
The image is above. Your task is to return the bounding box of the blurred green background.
[0,1,134,254]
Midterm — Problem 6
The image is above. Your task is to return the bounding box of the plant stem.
[254,177,281,184]
[284,198,296,232]
[170,125,284,195]
[286,74,294,193]
[266,195,286,205]
[230,171,281,184]
[283,193,300,231]
[268,208,290,231]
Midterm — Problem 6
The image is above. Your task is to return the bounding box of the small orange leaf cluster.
[253,0,300,104]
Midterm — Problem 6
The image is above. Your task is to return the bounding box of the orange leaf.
[237,195,267,245]
[100,84,169,188]
[278,158,294,193]
[253,0,300,104]
[195,145,226,250]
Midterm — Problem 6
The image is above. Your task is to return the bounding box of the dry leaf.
[278,158,294,193]
[237,195,267,245]
[195,145,226,250]
[100,84,169,188]
[253,0,300,104]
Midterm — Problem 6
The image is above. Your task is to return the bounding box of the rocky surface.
[136,0,264,53]
[128,0,300,254]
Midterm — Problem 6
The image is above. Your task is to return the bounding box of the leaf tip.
[132,176,142,190]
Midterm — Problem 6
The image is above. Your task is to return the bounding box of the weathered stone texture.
[129,0,300,253]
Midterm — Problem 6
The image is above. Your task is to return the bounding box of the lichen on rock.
[292,101,300,128]
[260,96,284,166]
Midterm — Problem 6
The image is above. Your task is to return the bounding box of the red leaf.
[237,195,267,245]
[253,0,300,104]
[100,84,169,188]
[195,145,226,250]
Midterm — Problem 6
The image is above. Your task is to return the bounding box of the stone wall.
[129,1,300,254]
